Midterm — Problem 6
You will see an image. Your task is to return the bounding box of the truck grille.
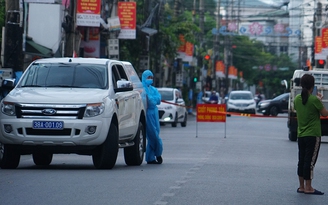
[15,104,87,119]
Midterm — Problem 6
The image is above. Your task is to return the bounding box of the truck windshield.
[19,63,108,89]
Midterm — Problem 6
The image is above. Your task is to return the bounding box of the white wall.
[28,3,64,53]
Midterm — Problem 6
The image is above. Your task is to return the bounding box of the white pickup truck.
[287,68,328,141]
[0,58,146,169]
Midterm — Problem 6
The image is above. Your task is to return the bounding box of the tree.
[120,2,200,73]
[231,36,296,96]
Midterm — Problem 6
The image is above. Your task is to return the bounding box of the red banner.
[322,28,328,49]
[216,61,225,73]
[239,71,243,78]
[118,2,136,29]
[118,2,136,39]
[178,35,194,56]
[196,104,226,122]
[76,0,101,27]
[315,36,322,54]
[77,0,101,14]
[178,35,186,52]
[185,42,194,56]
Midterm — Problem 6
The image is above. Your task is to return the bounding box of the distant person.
[256,92,262,105]
[197,89,204,104]
[209,91,218,103]
[141,70,163,164]
[294,74,328,195]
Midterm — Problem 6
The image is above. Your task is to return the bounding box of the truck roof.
[32,57,121,65]
[292,69,328,79]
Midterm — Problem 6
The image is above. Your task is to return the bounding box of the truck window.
[116,64,128,80]
[19,63,107,89]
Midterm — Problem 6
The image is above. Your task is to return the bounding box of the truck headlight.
[84,103,105,117]
[1,101,16,116]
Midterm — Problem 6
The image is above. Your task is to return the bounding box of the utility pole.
[154,1,164,87]
[192,0,197,23]
[199,0,204,37]
[173,0,182,89]
[174,0,181,17]
[224,0,230,94]
[213,0,220,92]
[64,0,79,57]
[199,0,209,90]
[4,0,23,72]
[315,2,322,68]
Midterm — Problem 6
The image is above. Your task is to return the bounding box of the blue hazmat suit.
[141,70,163,162]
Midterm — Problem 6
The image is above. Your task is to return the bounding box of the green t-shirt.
[294,94,324,137]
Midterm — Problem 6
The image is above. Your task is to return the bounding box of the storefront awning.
[25,39,53,58]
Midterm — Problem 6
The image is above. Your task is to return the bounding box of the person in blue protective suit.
[142,70,163,164]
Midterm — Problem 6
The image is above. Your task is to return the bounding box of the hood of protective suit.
[142,70,154,87]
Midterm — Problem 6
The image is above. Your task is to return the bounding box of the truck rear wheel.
[124,121,145,166]
[92,123,118,169]
[289,131,297,141]
[0,144,20,169]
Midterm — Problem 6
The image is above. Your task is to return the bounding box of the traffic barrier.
[161,100,289,118]
[160,100,328,135]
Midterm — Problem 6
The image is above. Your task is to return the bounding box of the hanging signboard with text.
[196,104,226,123]
[319,28,328,60]
[118,2,136,39]
[76,0,101,27]
[177,35,194,62]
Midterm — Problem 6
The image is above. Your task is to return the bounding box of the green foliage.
[160,10,200,59]
[120,2,201,72]
[231,35,296,95]
[119,0,296,97]
[174,0,217,15]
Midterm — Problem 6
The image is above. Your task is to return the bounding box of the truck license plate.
[33,121,64,129]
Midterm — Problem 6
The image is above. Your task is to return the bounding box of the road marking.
[153,145,218,205]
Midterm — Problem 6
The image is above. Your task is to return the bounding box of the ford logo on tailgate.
[42,109,57,115]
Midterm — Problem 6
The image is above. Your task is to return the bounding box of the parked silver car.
[226,90,256,114]
[157,87,187,127]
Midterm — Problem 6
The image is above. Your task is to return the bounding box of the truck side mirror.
[2,78,15,90]
[114,79,133,92]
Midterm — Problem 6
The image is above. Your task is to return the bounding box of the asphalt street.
[1,113,328,205]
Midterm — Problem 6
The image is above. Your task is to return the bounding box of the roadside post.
[196,104,226,138]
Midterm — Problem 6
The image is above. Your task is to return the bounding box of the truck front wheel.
[92,123,119,169]
[0,144,20,169]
